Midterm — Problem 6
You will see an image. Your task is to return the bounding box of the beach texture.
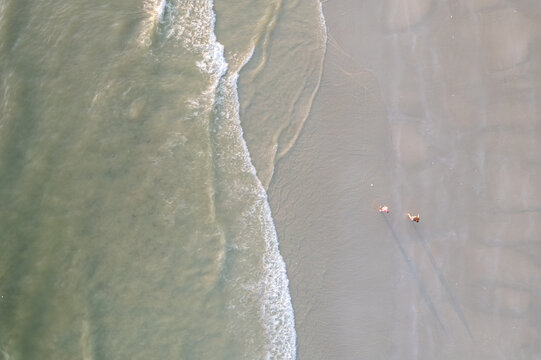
[1,0,541,358]
[262,0,541,358]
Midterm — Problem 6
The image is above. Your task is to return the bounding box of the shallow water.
[0,0,326,358]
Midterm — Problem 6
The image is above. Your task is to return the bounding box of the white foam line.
[146,0,298,356]
[202,1,296,356]
[222,71,297,359]
[156,0,166,22]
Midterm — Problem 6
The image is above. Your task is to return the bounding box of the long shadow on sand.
[412,226,474,340]
[382,214,475,340]
[381,215,447,336]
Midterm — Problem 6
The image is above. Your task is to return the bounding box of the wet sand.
[268,0,541,358]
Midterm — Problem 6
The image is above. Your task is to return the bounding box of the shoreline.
[268,0,541,358]
[268,1,396,357]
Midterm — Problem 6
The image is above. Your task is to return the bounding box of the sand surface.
[268,0,541,358]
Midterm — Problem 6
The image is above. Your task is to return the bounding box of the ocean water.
[0,0,326,358]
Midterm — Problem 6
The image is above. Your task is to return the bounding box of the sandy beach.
[1,0,539,358]
[268,0,541,358]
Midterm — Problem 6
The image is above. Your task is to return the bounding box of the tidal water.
[0,0,326,358]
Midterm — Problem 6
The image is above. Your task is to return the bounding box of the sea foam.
[214,68,297,359]
[203,5,297,358]
[140,0,297,358]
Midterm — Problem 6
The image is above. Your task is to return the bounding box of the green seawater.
[0,0,325,358]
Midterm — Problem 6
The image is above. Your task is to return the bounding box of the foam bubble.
[156,0,166,22]
[1,348,10,360]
